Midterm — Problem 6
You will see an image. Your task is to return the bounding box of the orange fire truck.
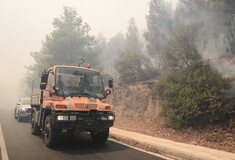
[31,65,114,147]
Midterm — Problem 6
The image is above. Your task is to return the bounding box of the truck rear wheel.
[91,129,109,144]
[44,115,61,148]
[31,112,41,135]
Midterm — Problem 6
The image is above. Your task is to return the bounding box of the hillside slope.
[108,83,235,153]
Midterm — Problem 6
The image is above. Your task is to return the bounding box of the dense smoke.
[199,13,235,77]
[164,1,233,76]
[172,1,235,97]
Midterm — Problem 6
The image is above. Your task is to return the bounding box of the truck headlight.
[70,115,77,121]
[101,116,108,120]
[57,115,69,121]
[108,115,115,121]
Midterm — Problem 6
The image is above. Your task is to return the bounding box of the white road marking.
[109,139,174,160]
[0,122,9,160]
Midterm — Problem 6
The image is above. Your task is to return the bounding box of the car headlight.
[21,108,26,111]
[57,115,69,121]
[108,115,115,121]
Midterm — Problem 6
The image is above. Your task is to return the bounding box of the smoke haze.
[1,0,179,108]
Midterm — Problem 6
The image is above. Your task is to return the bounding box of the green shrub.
[204,132,223,142]
[155,62,225,128]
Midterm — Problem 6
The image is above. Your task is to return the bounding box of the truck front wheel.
[91,129,109,144]
[44,115,61,147]
[31,112,41,135]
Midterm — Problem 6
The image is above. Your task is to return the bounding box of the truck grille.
[75,103,98,109]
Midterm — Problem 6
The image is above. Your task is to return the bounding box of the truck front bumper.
[51,110,115,132]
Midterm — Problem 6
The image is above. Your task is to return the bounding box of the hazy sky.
[0,0,177,104]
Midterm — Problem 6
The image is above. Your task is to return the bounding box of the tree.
[154,0,235,129]
[101,33,125,74]
[96,33,107,55]
[155,62,225,128]
[28,6,101,70]
[175,0,235,57]
[125,18,143,55]
[145,0,173,59]
[115,49,155,83]
[114,18,158,83]
[25,6,101,95]
[162,24,202,71]
[45,6,101,67]
[209,0,235,55]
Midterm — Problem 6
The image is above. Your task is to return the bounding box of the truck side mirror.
[41,73,48,83]
[40,83,46,90]
[53,85,60,91]
[108,80,113,88]
[105,89,112,96]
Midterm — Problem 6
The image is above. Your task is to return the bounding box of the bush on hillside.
[155,62,226,128]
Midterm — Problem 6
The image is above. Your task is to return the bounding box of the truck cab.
[31,65,114,147]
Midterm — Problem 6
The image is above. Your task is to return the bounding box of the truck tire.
[31,112,41,135]
[91,129,109,144]
[44,115,61,148]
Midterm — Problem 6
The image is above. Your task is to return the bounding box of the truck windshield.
[55,67,105,99]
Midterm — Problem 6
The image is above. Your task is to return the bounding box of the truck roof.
[48,65,100,72]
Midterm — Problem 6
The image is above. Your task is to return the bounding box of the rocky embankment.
[108,82,235,153]
[108,82,162,124]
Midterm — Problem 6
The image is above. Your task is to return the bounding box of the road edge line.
[0,122,9,160]
[109,138,174,160]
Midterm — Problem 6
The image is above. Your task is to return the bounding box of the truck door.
[43,71,54,107]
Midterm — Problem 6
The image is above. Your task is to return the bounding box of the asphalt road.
[0,107,166,160]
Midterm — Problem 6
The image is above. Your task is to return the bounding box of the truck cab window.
[47,71,53,90]
[55,67,105,99]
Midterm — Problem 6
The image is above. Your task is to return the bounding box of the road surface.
[0,107,168,160]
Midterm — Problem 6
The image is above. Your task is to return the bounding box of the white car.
[14,98,32,122]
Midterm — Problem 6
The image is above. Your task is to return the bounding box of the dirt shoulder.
[114,117,235,153]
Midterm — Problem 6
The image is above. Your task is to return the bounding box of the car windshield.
[22,99,30,105]
[55,67,105,99]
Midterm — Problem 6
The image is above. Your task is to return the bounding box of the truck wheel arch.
[42,106,54,131]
